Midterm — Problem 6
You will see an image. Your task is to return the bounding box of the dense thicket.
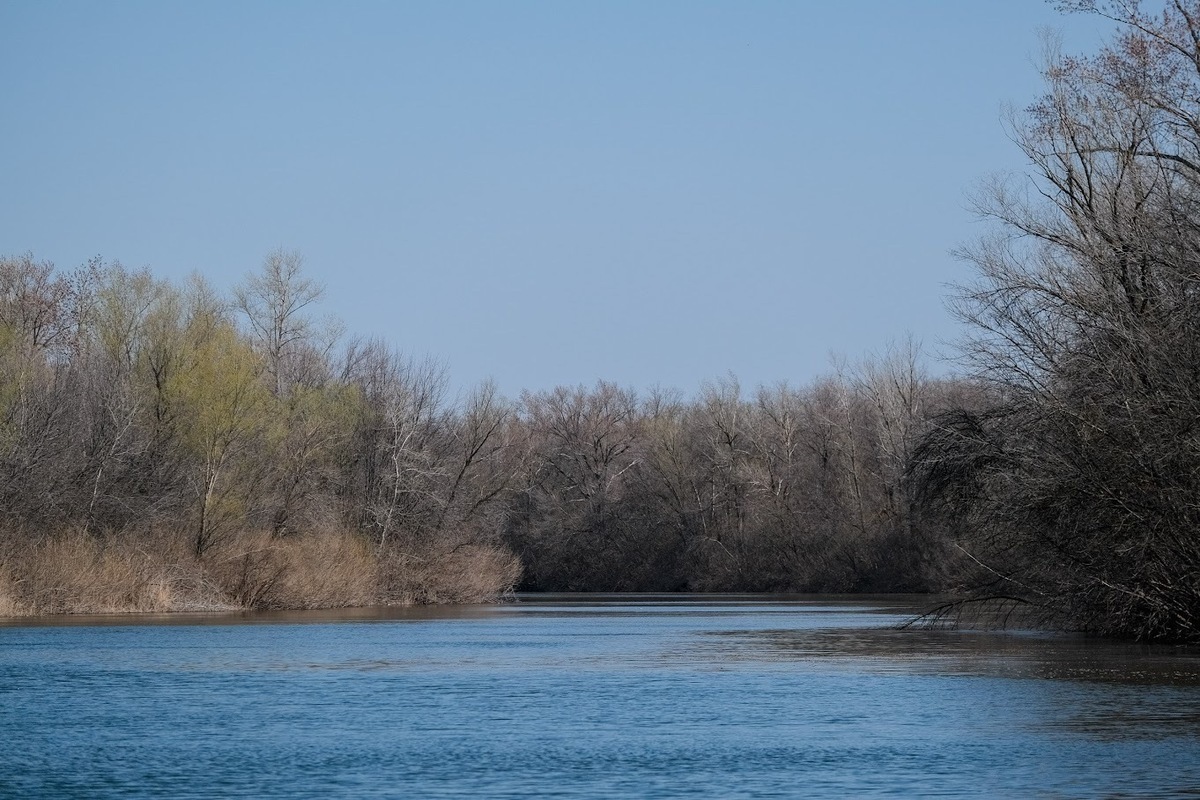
[507,359,961,593]
[913,1,1200,641]
[0,251,523,612]
[0,249,963,611]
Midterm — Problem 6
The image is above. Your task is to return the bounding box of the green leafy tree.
[170,282,271,555]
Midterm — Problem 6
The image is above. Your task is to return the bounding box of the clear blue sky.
[0,1,1116,398]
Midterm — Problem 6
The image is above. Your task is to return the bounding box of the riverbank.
[0,528,521,616]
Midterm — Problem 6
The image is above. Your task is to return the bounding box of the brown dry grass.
[378,543,522,605]
[0,567,26,616]
[0,525,522,617]
[203,529,377,610]
[4,529,233,615]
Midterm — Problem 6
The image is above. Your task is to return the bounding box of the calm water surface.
[3,595,1200,798]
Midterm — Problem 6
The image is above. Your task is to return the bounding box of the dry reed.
[203,529,377,610]
[378,543,522,605]
[0,525,521,617]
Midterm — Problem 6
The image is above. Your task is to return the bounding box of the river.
[2,595,1199,798]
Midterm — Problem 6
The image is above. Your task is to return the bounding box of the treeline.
[0,249,969,613]
[507,360,968,593]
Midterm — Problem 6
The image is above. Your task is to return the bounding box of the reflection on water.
[714,626,1200,685]
[706,624,1200,746]
[2,595,1200,798]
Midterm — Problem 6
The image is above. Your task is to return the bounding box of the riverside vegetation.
[4,1,1200,641]
[0,246,954,615]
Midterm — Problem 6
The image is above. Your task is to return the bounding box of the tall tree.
[915,1,1200,640]
[172,280,270,555]
[235,249,325,398]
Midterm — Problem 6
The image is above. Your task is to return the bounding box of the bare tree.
[511,382,643,590]
[235,249,325,398]
[431,380,517,541]
[915,3,1200,640]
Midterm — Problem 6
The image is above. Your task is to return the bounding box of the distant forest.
[4,1,1200,641]
[0,248,960,609]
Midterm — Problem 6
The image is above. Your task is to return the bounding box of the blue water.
[3,596,1200,798]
